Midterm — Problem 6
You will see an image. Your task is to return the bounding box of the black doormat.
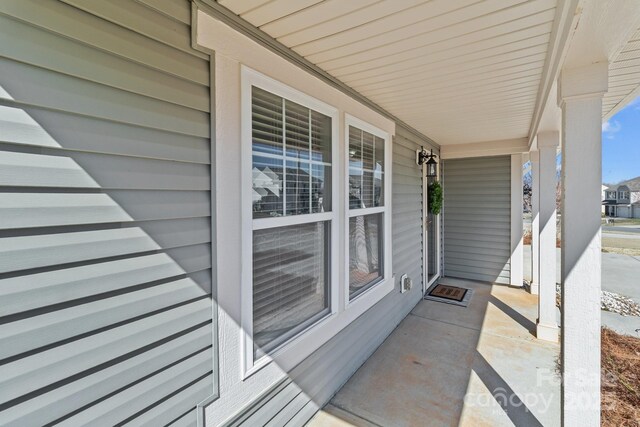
[424,283,473,307]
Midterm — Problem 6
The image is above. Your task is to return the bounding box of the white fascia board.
[440,138,529,159]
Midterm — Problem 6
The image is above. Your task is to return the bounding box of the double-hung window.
[242,68,338,371]
[346,115,391,303]
[241,68,392,375]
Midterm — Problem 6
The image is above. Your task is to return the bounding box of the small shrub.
[428,181,443,215]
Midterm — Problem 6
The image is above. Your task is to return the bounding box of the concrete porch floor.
[307,278,560,427]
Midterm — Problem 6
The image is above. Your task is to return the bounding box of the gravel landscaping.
[555,284,640,317]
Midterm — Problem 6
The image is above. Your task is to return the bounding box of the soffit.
[604,27,640,119]
[218,0,559,145]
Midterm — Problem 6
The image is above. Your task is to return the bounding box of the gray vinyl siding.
[0,1,214,426]
[223,124,430,426]
[442,156,511,284]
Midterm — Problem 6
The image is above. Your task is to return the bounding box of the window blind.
[252,220,329,357]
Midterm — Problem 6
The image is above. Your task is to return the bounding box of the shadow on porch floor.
[307,278,560,427]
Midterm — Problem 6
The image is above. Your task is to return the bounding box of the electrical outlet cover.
[400,274,410,293]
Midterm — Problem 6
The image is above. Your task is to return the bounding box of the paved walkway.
[308,278,560,427]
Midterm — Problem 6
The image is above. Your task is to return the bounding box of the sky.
[601,96,640,184]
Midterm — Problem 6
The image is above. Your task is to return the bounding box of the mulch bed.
[602,327,640,427]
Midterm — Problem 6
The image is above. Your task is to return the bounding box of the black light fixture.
[417,146,438,178]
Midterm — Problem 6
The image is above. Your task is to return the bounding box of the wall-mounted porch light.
[417,146,438,178]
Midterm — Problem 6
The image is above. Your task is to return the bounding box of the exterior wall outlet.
[400,274,412,293]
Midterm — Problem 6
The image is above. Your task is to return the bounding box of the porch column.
[529,150,540,295]
[536,132,558,342]
[510,154,524,287]
[559,63,608,427]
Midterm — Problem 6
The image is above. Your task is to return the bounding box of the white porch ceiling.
[604,27,640,119]
[218,0,560,146]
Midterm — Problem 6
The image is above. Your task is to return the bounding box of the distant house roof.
[606,176,640,192]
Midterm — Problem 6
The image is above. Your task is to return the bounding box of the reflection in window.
[348,213,383,299]
[348,126,384,209]
[251,87,332,218]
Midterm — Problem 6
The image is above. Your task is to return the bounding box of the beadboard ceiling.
[218,0,640,145]
[604,26,640,119]
[218,0,559,145]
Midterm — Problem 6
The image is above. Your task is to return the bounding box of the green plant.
[428,181,443,215]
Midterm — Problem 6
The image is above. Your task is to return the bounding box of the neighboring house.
[1,1,640,427]
[603,177,640,218]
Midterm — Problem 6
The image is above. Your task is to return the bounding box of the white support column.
[536,132,559,342]
[559,63,608,427]
[510,154,524,287]
[530,150,540,295]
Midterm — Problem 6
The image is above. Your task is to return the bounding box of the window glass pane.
[348,126,384,209]
[253,222,330,357]
[374,136,385,207]
[253,155,283,218]
[252,87,283,156]
[311,111,332,162]
[252,86,332,218]
[286,160,310,215]
[349,126,363,208]
[285,99,310,159]
[349,213,383,299]
[362,131,375,208]
[311,163,331,213]
[349,167,363,209]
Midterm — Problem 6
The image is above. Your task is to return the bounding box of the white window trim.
[241,66,340,377]
[344,114,394,310]
[240,67,395,379]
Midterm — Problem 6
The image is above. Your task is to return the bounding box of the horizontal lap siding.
[443,156,511,284]
[0,1,213,426]
[226,125,428,426]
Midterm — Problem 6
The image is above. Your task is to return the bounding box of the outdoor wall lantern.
[417,146,438,178]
